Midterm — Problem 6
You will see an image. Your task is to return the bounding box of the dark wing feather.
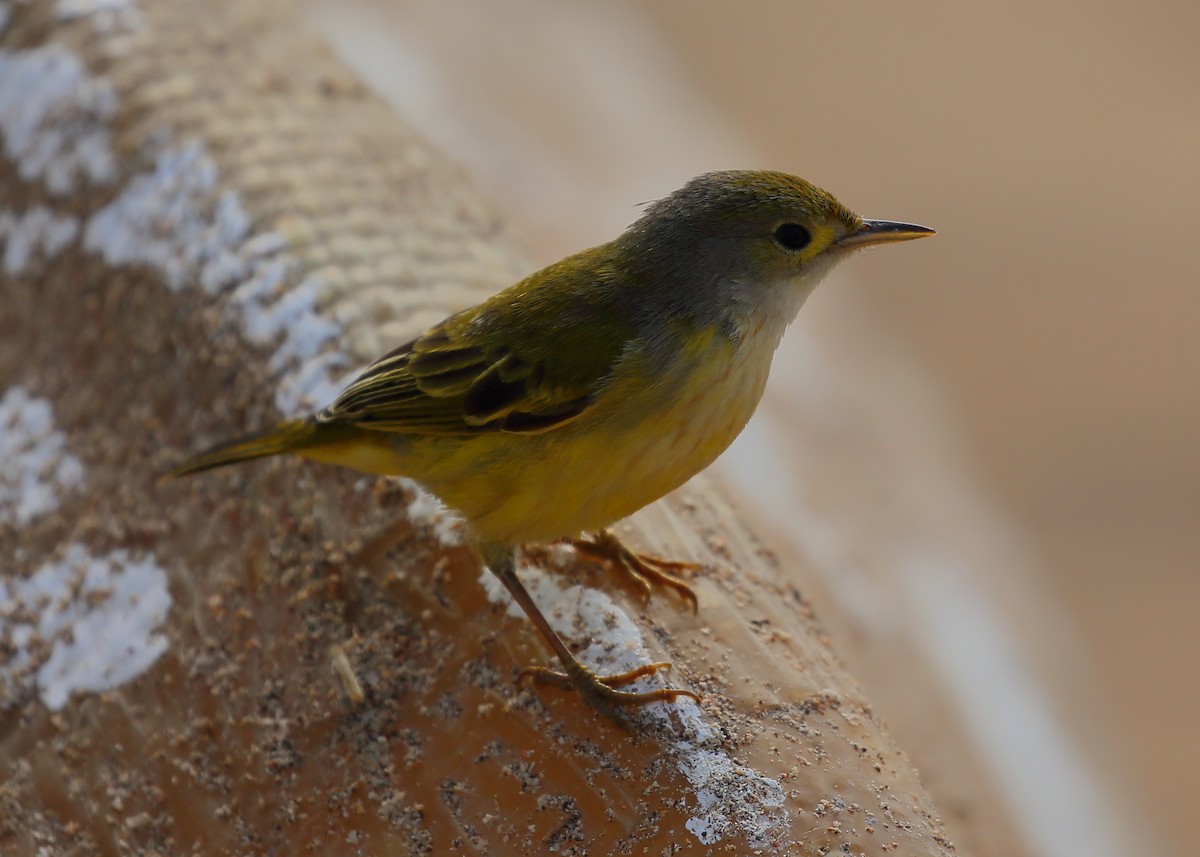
[317,245,634,436]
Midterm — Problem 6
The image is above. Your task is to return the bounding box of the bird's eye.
[774,223,811,251]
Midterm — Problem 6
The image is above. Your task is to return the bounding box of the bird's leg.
[569,529,700,613]
[481,543,699,710]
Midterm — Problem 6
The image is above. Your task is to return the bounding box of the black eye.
[774,223,811,251]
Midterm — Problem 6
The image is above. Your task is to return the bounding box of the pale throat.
[726,263,835,361]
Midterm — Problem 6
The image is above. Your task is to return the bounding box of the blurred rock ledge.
[3,1,965,854]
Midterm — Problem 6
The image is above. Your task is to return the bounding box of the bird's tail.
[166,419,326,478]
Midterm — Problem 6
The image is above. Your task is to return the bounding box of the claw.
[520,660,701,707]
[571,530,700,613]
[483,542,698,719]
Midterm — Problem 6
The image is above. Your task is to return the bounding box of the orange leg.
[570,529,700,613]
[482,544,700,712]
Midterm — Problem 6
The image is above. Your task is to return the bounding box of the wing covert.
[317,247,634,436]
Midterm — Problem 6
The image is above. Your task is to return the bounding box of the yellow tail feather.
[166,419,325,478]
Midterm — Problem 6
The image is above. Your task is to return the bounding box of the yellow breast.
[403,323,778,545]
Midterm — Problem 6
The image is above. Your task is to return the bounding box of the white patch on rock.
[0,25,352,418]
[84,142,248,291]
[84,141,346,414]
[56,0,141,33]
[0,544,171,711]
[679,747,787,847]
[0,386,84,525]
[479,562,789,848]
[0,206,79,274]
[0,44,116,194]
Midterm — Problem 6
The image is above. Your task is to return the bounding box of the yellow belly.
[393,333,770,544]
[301,326,776,545]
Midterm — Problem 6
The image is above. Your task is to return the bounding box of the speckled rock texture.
[0,1,955,854]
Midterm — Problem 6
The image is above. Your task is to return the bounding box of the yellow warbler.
[169,170,933,711]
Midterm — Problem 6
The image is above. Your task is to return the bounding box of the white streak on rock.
[84,141,346,414]
[0,18,349,418]
[0,544,170,711]
[0,386,84,525]
[679,747,788,847]
[479,562,788,848]
[56,0,141,33]
[0,207,79,274]
[84,142,247,291]
[0,45,116,194]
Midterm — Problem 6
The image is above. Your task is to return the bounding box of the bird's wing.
[318,248,635,435]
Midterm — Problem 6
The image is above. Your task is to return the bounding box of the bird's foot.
[570,529,700,613]
[519,660,700,708]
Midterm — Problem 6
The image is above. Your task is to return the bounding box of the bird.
[168,169,934,712]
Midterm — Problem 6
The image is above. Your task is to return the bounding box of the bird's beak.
[838,219,935,249]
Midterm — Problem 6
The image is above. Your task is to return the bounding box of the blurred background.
[306,2,1197,855]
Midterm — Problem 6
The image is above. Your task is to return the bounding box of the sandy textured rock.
[0,1,955,854]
